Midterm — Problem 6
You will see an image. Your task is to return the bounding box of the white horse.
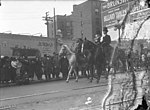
[59,44,78,83]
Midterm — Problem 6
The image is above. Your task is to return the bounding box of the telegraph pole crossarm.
[42,12,52,38]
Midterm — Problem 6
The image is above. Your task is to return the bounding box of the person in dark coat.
[34,57,43,80]
[102,27,111,63]
[28,59,36,81]
[43,56,53,80]
[10,57,17,83]
[102,27,111,47]
[59,55,69,79]
[1,56,11,83]
[52,53,60,79]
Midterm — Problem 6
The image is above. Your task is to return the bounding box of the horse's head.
[59,45,73,57]
[75,38,83,53]
[81,39,96,53]
[59,45,67,57]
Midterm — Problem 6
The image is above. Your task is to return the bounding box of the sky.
[0,0,86,36]
[0,0,150,40]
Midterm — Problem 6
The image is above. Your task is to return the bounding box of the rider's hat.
[103,27,108,32]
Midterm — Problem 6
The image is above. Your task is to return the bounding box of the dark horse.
[81,39,127,83]
[81,39,105,83]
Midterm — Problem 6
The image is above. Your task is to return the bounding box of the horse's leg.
[86,69,90,79]
[96,65,102,84]
[89,65,94,83]
[73,68,78,82]
[66,66,73,83]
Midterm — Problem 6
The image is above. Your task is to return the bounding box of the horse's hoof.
[75,80,78,82]
[96,80,99,84]
[66,80,69,83]
[89,80,92,83]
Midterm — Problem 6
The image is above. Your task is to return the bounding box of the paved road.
[0,78,108,110]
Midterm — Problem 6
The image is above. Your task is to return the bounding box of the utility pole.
[53,8,57,53]
[114,19,121,43]
[0,45,2,57]
[42,12,51,38]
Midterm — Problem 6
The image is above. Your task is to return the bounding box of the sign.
[130,1,150,22]
[130,8,150,22]
[102,3,128,27]
[102,0,131,12]
[37,41,54,56]
[101,0,150,28]
[38,41,53,47]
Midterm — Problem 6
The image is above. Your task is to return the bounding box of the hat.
[103,27,108,32]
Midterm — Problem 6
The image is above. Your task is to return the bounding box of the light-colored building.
[72,0,104,41]
[0,33,77,57]
[0,33,55,57]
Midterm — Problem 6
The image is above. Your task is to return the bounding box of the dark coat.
[60,57,69,73]
[102,35,111,46]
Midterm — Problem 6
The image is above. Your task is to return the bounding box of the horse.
[81,38,127,83]
[75,38,91,79]
[81,39,105,83]
[59,44,79,83]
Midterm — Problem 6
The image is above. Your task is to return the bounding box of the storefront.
[0,33,76,57]
[0,33,55,57]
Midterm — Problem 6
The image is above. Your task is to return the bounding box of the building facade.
[0,33,55,57]
[0,33,77,57]
[49,15,73,39]
[72,0,103,41]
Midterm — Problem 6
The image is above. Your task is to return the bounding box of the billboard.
[102,3,128,27]
[101,0,150,28]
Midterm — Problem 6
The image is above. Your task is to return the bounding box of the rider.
[101,27,111,63]
[94,34,101,45]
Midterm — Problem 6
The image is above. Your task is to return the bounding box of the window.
[95,18,99,26]
[66,22,70,26]
[80,11,82,17]
[81,31,83,37]
[95,9,99,15]
[67,32,71,35]
[81,21,83,27]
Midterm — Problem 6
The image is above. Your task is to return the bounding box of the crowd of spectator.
[0,53,72,85]
[0,48,150,85]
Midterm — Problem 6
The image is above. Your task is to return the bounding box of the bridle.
[81,43,84,53]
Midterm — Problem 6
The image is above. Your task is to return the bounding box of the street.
[0,77,108,110]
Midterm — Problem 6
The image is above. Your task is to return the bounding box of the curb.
[0,76,85,88]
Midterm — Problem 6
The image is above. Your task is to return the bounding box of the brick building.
[49,15,73,39]
[72,0,104,41]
